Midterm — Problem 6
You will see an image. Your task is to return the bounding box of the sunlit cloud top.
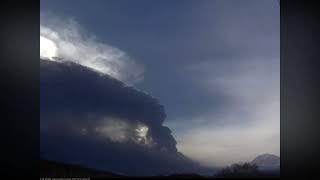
[40,14,144,85]
[40,36,58,60]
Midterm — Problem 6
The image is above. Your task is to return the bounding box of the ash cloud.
[40,60,206,175]
[39,13,201,175]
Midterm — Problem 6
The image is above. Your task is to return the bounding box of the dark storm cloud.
[40,60,209,175]
[41,59,173,150]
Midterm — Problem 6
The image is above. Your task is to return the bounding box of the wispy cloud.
[40,13,144,85]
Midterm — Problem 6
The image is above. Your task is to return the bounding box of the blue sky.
[41,0,279,166]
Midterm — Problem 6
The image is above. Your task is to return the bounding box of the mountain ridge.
[251,153,280,171]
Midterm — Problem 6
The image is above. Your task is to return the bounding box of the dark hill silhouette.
[40,159,123,178]
[41,159,213,178]
[214,162,280,178]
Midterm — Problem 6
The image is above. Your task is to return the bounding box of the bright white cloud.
[40,13,144,85]
[40,36,58,60]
